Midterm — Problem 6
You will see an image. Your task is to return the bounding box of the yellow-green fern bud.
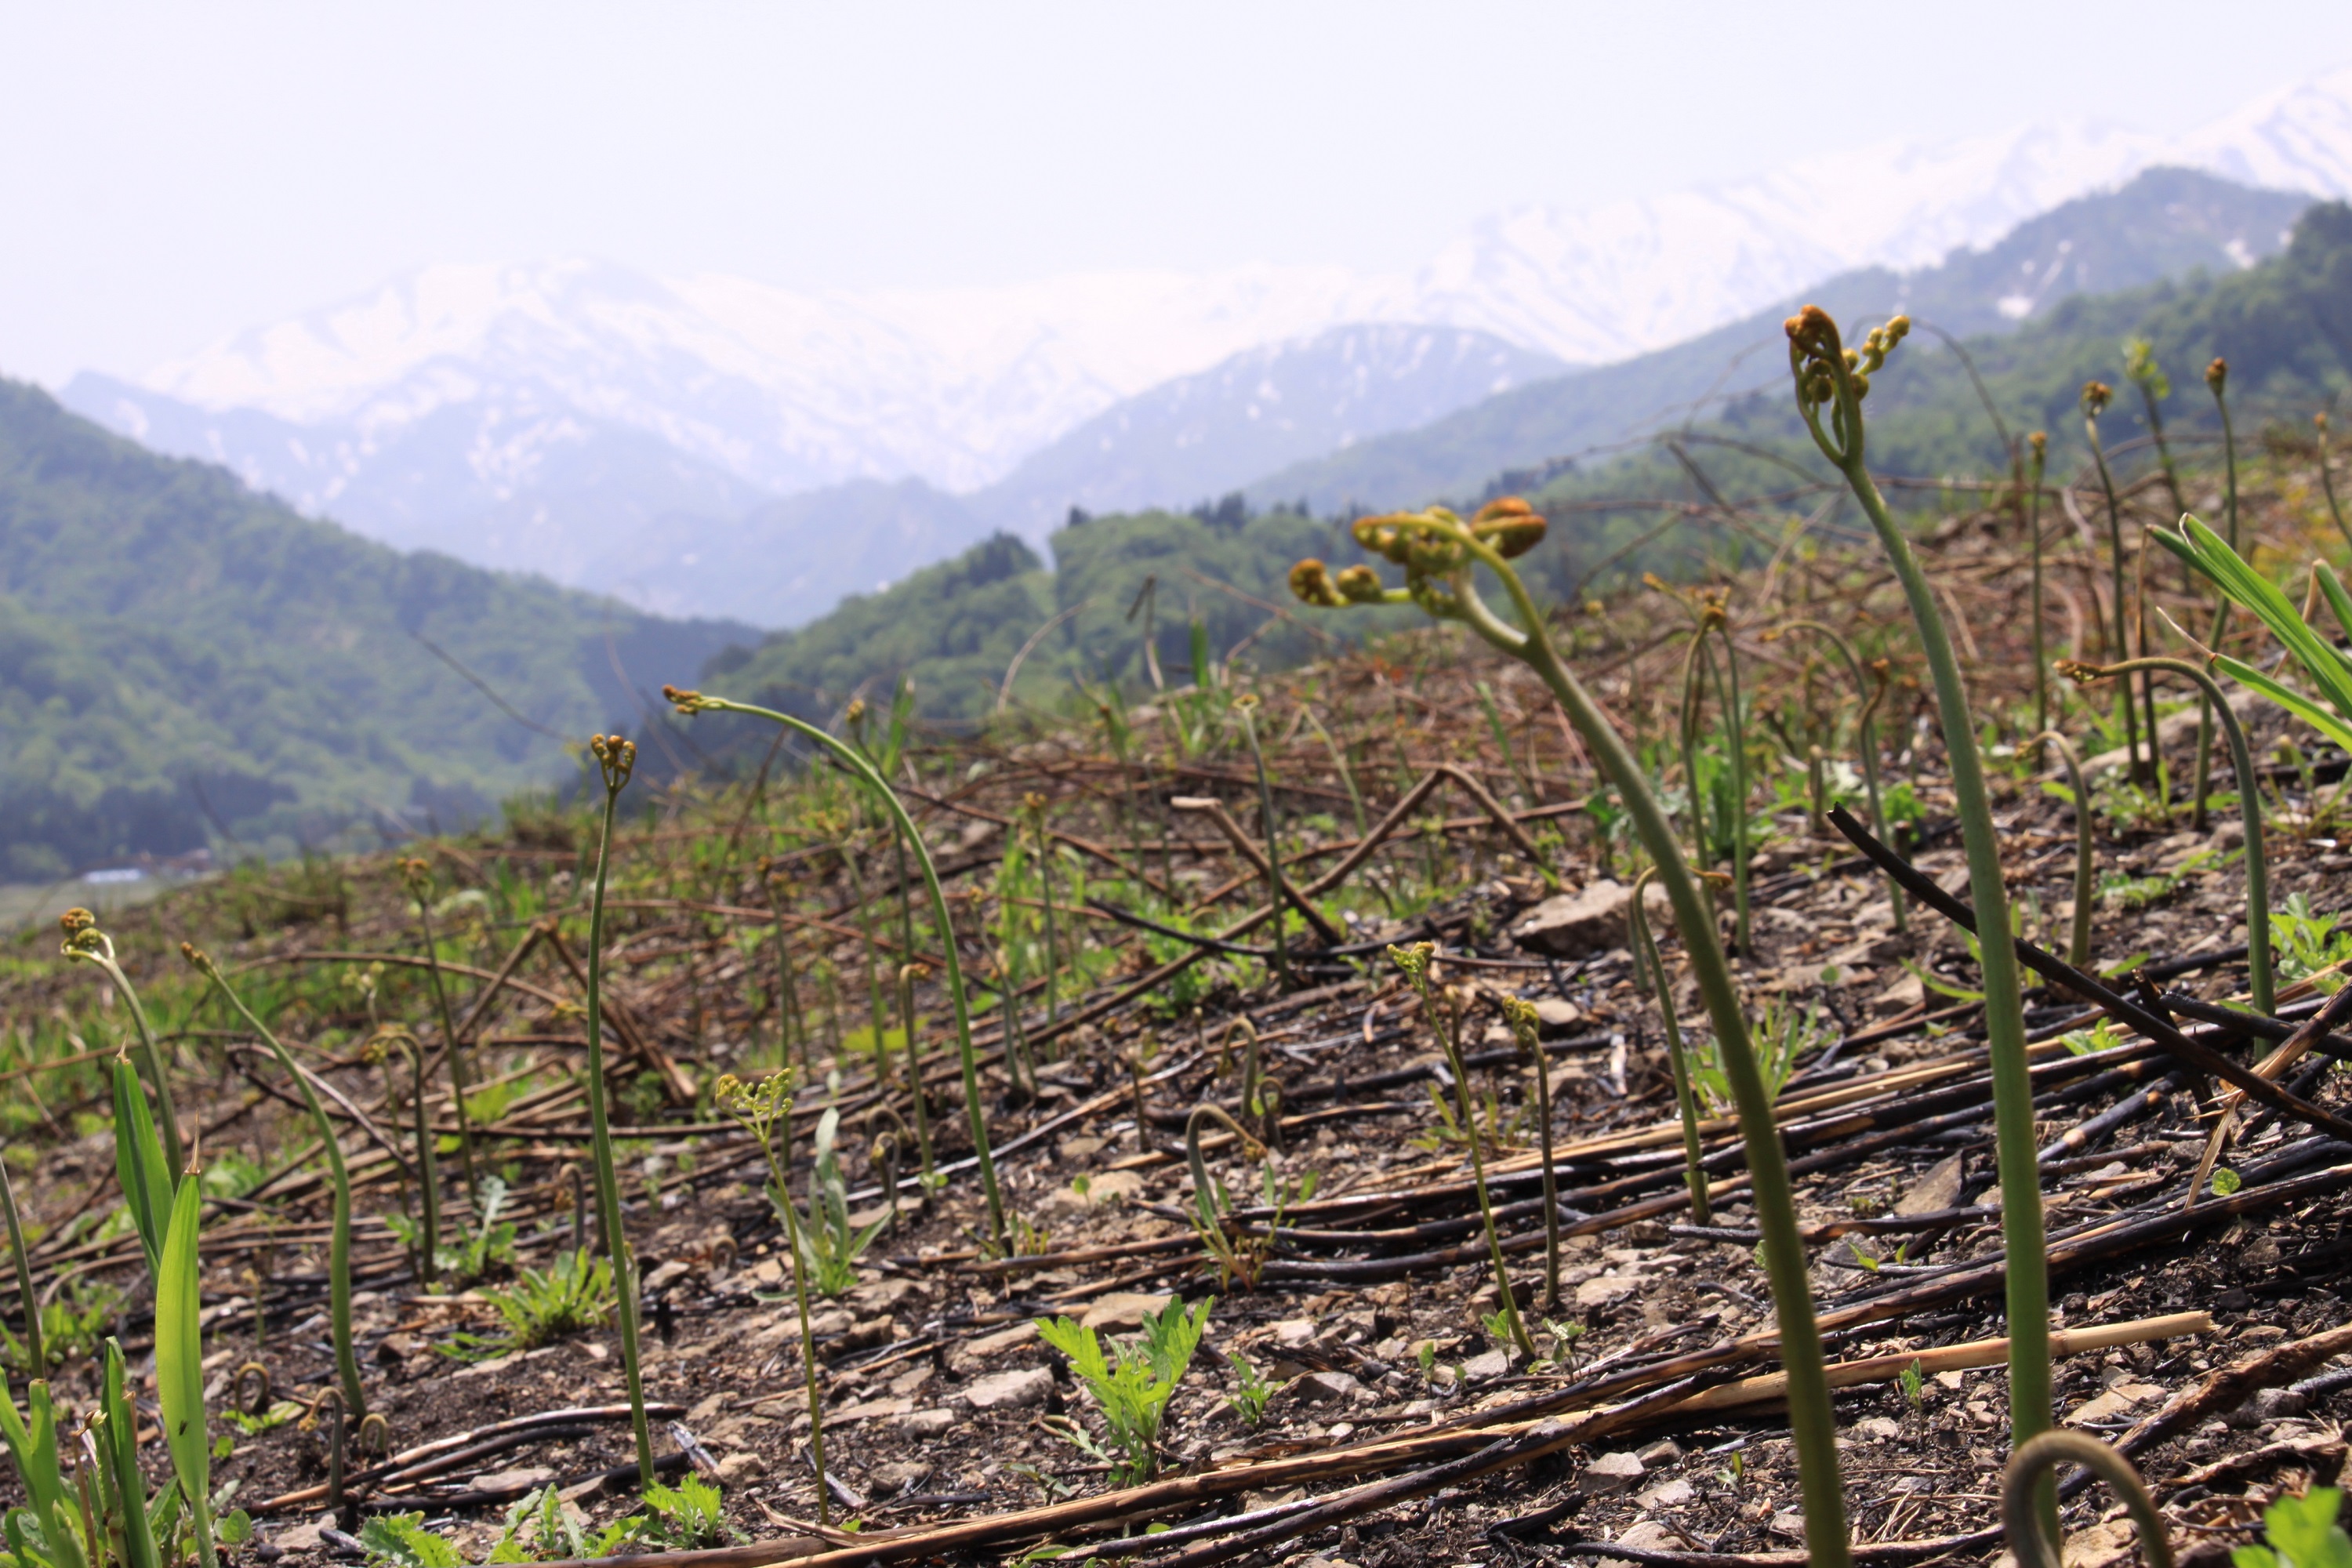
[2081,380,2112,418]
[1334,564,1387,604]
[1289,558,1346,607]
[1471,495,1548,558]
[2205,357,2228,394]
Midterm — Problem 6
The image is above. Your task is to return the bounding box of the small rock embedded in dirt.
[1853,1415,1903,1441]
[1636,1476,1694,1509]
[1461,1348,1513,1381]
[1079,1292,1173,1330]
[1896,1152,1965,1215]
[1512,881,1639,959]
[1291,1370,1363,1405]
[375,1332,426,1364]
[714,1453,765,1484]
[1635,1439,1682,1465]
[1269,1318,1319,1348]
[1576,1450,1646,1494]
[869,1460,935,1496]
[964,1367,1054,1411]
[1531,997,1584,1036]
[1769,1510,1807,1540]
[969,1320,1039,1356]
[641,1259,693,1294]
[897,1408,955,1437]
[2230,1387,2307,1427]
[472,1466,555,1492]
[1597,1522,1679,1568]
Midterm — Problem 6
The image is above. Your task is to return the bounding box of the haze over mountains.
[56,64,2352,630]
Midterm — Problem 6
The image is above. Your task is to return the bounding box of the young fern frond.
[1789,305,2046,1534]
[666,687,1007,1251]
[182,946,367,1423]
[59,910,183,1175]
[1292,497,1849,1564]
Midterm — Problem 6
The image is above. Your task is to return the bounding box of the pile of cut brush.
[9,314,2352,1568]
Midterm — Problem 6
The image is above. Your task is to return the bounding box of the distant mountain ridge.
[1240,167,2314,517]
[51,64,2352,626]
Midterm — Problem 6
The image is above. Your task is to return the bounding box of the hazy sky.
[6,1,2352,384]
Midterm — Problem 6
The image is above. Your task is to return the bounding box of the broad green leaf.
[111,1058,175,1279]
[156,1177,209,1530]
[2178,517,2352,722]
[2213,655,2352,753]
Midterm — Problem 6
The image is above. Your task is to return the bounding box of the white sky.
[5,0,2352,385]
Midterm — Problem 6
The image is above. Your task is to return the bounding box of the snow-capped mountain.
[56,62,2352,619]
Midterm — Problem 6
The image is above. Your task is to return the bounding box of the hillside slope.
[0,381,751,878]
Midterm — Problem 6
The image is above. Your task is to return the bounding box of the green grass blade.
[102,1341,162,1568]
[111,1058,174,1279]
[2180,517,2352,720]
[157,1176,215,1568]
[2213,655,2352,753]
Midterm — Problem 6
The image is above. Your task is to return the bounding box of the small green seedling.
[358,1513,463,1568]
[1899,1359,1926,1409]
[453,1250,615,1358]
[638,1476,735,1549]
[1036,1296,1212,1485]
[2234,1486,2352,1568]
[1222,1350,1275,1428]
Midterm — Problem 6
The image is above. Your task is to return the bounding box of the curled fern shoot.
[581,735,655,1485]
[666,687,1006,1250]
[2001,1432,2172,1568]
[183,945,366,1422]
[60,909,182,1174]
[1791,305,2044,1535]
[2064,656,2271,1014]
[1293,497,1846,1563]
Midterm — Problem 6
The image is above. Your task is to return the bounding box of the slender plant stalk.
[1304,709,1370,839]
[401,861,479,1200]
[2002,1431,2175,1568]
[1234,698,1293,988]
[898,964,935,1179]
[1791,309,2046,1534]
[760,865,807,1075]
[2190,361,2241,826]
[2027,432,2050,739]
[387,1031,441,1286]
[2125,339,2187,524]
[59,913,183,1174]
[1291,504,1848,1566]
[580,736,655,1485]
[100,1340,162,1568]
[1630,868,1710,1224]
[2034,731,2096,968]
[840,842,891,1061]
[2069,658,2270,1012]
[1712,616,1751,954]
[184,946,366,1421]
[717,1076,830,1524]
[1774,621,1904,930]
[2318,413,2352,553]
[1500,998,1563,1309]
[1028,796,1061,1027]
[0,1161,43,1380]
[2082,384,2148,782]
[1396,949,1534,1359]
[668,689,1007,1249]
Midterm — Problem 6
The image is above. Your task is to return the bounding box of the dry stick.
[1824,808,2352,1144]
[1169,798,1344,947]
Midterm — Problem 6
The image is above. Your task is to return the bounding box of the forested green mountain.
[1240,168,2312,517]
[0,381,753,880]
[701,196,2352,740]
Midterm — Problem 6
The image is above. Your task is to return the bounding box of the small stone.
[1635,1439,1682,1465]
[1635,1476,1694,1509]
[1769,1510,1807,1541]
[376,1332,426,1365]
[713,1453,766,1485]
[1294,1370,1363,1405]
[1058,1135,1106,1163]
[1853,1416,1903,1441]
[641,1259,692,1294]
[1896,1153,1966,1216]
[1595,1523,1679,1568]
[964,1367,1055,1411]
[849,1278,920,1312]
[1270,1319,1319,1348]
[472,1465,556,1493]
[1576,1450,1646,1494]
[1079,1292,1174,1330]
[898,1408,956,1437]
[1461,1349,1513,1381]
[869,1460,935,1496]
[969,1321,1039,1356]
[1531,997,1585,1037]
[1514,882,1641,959]
[2230,1387,2307,1427]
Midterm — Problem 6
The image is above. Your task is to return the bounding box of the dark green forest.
[0,381,750,879]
